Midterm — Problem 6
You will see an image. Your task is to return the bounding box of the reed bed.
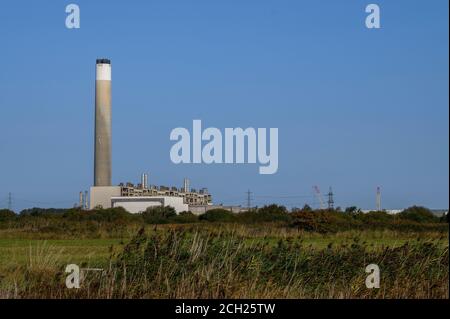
[1,226,447,299]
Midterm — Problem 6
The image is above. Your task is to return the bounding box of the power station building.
[89,59,213,213]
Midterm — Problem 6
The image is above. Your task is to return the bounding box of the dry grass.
[0,225,447,299]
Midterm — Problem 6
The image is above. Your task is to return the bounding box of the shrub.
[199,209,236,222]
[237,205,291,223]
[19,208,70,216]
[142,206,177,224]
[290,210,333,233]
[0,209,16,222]
[345,206,361,214]
[358,210,393,223]
[170,211,199,224]
[60,207,138,223]
[399,206,439,223]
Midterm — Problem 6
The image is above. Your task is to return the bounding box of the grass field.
[0,236,414,272]
[0,226,447,271]
[0,238,125,272]
[0,224,447,299]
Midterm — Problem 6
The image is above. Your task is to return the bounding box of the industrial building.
[89,59,213,214]
[119,175,211,206]
[111,196,188,214]
[90,175,212,213]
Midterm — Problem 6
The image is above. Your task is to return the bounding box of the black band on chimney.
[96,58,111,64]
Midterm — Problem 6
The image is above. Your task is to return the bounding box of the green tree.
[199,209,236,222]
[0,209,16,222]
[301,204,312,212]
[142,206,177,224]
[345,206,361,214]
[399,206,439,223]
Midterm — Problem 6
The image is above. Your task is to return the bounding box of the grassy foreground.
[0,224,448,299]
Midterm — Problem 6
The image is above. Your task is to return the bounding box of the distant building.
[430,209,449,217]
[111,196,188,214]
[90,186,122,210]
[90,178,213,214]
[361,209,448,216]
[361,209,403,214]
[120,182,211,206]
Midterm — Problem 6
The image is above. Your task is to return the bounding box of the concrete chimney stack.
[79,191,84,208]
[84,190,89,210]
[141,173,148,189]
[183,178,190,193]
[94,59,112,186]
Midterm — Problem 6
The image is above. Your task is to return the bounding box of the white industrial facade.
[111,196,189,214]
[90,186,122,210]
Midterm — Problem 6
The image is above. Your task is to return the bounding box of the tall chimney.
[376,186,382,211]
[79,191,84,208]
[84,190,89,210]
[94,59,112,186]
[183,178,190,193]
[141,173,148,189]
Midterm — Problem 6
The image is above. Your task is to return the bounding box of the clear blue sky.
[0,0,448,212]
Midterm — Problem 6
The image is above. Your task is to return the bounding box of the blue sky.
[0,0,448,212]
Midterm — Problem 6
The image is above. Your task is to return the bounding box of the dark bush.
[357,210,393,223]
[442,212,449,223]
[1,203,447,235]
[19,207,71,216]
[0,209,16,222]
[61,207,138,223]
[288,206,446,233]
[237,205,291,223]
[142,206,177,224]
[170,211,199,224]
[199,209,236,222]
[399,206,439,223]
[290,209,354,233]
[345,206,361,214]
